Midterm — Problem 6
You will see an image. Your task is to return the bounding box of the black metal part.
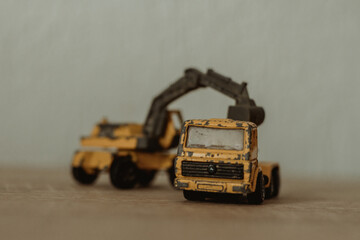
[181,161,244,180]
[227,105,265,125]
[207,164,217,175]
[97,123,124,139]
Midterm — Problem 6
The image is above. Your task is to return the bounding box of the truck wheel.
[138,170,157,187]
[265,168,280,199]
[247,171,265,205]
[167,162,176,187]
[110,156,138,189]
[183,190,204,201]
[272,168,280,197]
[265,175,274,199]
[72,167,99,185]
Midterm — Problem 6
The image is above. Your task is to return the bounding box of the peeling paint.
[174,118,279,196]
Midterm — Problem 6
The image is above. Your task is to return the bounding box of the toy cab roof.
[183,119,257,129]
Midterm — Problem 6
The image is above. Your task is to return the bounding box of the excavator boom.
[143,68,265,139]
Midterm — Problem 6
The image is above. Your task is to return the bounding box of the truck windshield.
[186,126,244,151]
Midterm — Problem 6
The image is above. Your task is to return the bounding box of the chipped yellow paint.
[248,166,260,192]
[175,156,255,183]
[158,110,182,149]
[158,114,177,149]
[175,118,277,195]
[72,151,86,167]
[113,124,143,137]
[175,177,251,194]
[135,152,176,170]
[259,162,279,188]
[178,119,257,161]
[72,110,181,180]
[90,125,100,136]
[81,137,138,149]
[72,150,112,174]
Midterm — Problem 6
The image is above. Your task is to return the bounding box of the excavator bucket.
[227,105,265,126]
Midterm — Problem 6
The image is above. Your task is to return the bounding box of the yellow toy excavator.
[71,68,265,189]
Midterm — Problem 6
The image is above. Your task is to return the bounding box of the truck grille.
[181,161,244,180]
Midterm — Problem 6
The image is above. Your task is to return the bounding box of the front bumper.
[175,177,251,194]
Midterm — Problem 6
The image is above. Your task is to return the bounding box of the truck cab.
[174,119,279,204]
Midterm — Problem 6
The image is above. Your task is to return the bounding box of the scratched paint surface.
[175,119,265,193]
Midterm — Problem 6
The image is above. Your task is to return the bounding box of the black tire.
[72,166,99,185]
[265,168,280,199]
[110,156,139,189]
[272,168,280,197]
[247,171,265,205]
[138,170,157,187]
[265,175,274,199]
[167,160,176,187]
[183,190,205,201]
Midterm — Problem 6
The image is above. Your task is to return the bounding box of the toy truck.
[71,68,266,189]
[174,119,280,204]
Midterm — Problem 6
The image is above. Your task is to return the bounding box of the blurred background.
[0,0,359,179]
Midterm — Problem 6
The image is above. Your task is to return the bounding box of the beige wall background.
[0,0,359,178]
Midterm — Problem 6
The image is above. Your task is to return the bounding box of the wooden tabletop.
[0,168,359,240]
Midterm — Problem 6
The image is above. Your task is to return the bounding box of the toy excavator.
[71,68,265,189]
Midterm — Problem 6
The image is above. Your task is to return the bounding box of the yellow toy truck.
[71,68,266,190]
[174,119,280,204]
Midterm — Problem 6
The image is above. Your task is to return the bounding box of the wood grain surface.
[0,168,359,240]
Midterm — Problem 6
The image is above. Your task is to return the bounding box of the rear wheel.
[72,166,99,185]
[272,168,280,197]
[247,171,265,205]
[265,175,274,199]
[183,190,205,201]
[110,156,139,189]
[265,168,280,199]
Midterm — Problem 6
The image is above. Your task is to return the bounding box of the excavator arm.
[143,68,265,140]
